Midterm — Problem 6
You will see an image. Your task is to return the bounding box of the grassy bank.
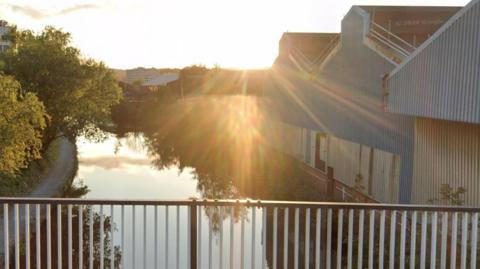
[0,137,69,196]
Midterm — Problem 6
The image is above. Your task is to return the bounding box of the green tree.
[0,75,47,175]
[1,26,122,141]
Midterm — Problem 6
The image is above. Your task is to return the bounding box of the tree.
[428,183,466,205]
[0,75,47,175]
[1,26,122,141]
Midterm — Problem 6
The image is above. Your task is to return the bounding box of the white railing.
[368,21,417,60]
[0,198,479,268]
[310,35,340,69]
[288,35,340,75]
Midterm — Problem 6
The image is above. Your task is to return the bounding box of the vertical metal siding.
[327,135,401,203]
[389,0,480,124]
[328,136,361,188]
[370,149,401,203]
[412,118,480,206]
[265,7,415,202]
[265,121,403,203]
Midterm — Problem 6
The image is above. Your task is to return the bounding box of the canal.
[66,96,324,268]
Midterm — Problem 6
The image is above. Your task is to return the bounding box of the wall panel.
[389,0,480,124]
[412,118,480,206]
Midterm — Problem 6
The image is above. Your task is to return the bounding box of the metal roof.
[388,0,480,124]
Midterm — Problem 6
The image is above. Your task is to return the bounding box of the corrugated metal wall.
[370,149,401,203]
[263,121,309,160]
[265,7,415,202]
[388,0,480,124]
[412,118,480,206]
[264,121,401,203]
[328,136,360,187]
[328,135,400,203]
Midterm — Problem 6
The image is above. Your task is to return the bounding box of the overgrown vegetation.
[0,75,47,175]
[0,23,122,180]
[428,183,466,205]
[0,136,66,196]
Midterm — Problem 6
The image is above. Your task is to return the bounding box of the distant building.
[0,20,11,53]
[167,66,267,97]
[143,73,179,86]
[125,68,179,86]
[265,5,461,204]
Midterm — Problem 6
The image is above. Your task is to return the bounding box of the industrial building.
[387,0,480,206]
[264,2,479,205]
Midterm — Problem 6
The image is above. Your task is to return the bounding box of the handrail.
[1,197,479,269]
[370,21,416,51]
[369,30,410,57]
[0,197,479,212]
[368,21,417,62]
[287,35,340,74]
[311,35,340,67]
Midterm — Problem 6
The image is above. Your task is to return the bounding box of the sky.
[0,0,470,69]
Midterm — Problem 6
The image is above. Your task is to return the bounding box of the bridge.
[1,198,479,268]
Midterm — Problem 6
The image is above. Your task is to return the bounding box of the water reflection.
[135,96,322,201]
[19,205,120,269]
[65,96,325,269]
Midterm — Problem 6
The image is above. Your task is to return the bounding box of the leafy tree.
[0,75,47,175]
[428,183,466,205]
[1,26,122,141]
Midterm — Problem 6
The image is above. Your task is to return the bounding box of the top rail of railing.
[311,35,340,67]
[370,22,416,51]
[0,197,479,212]
[368,21,418,61]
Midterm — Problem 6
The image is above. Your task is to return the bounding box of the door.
[315,133,327,172]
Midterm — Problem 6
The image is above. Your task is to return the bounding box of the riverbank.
[0,136,77,261]
[28,136,77,197]
[0,136,77,197]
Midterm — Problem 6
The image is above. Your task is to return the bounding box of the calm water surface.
[72,133,266,269]
[74,134,244,268]
[73,133,199,200]
[68,97,320,268]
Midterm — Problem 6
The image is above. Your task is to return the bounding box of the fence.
[0,197,479,268]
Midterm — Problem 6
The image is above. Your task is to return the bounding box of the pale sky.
[0,0,469,69]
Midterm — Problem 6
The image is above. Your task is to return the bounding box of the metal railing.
[288,35,340,75]
[368,21,417,60]
[0,197,479,268]
[310,35,340,69]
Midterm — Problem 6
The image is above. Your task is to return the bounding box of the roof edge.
[389,0,476,77]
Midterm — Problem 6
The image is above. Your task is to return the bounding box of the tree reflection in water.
[8,180,121,268]
[114,96,324,235]
[18,205,121,269]
[13,96,324,268]
[136,96,321,202]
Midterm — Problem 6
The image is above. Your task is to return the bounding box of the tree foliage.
[1,26,122,141]
[0,75,47,175]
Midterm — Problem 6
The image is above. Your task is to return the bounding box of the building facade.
[125,68,179,86]
[265,5,461,203]
[387,0,480,206]
[0,20,11,53]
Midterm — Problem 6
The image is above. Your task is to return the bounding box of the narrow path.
[28,136,76,197]
[0,136,76,261]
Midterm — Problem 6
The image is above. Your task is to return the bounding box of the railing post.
[190,202,197,269]
[327,166,335,198]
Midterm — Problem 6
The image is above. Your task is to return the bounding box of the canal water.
[73,133,257,269]
[74,133,199,200]
[68,97,322,268]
